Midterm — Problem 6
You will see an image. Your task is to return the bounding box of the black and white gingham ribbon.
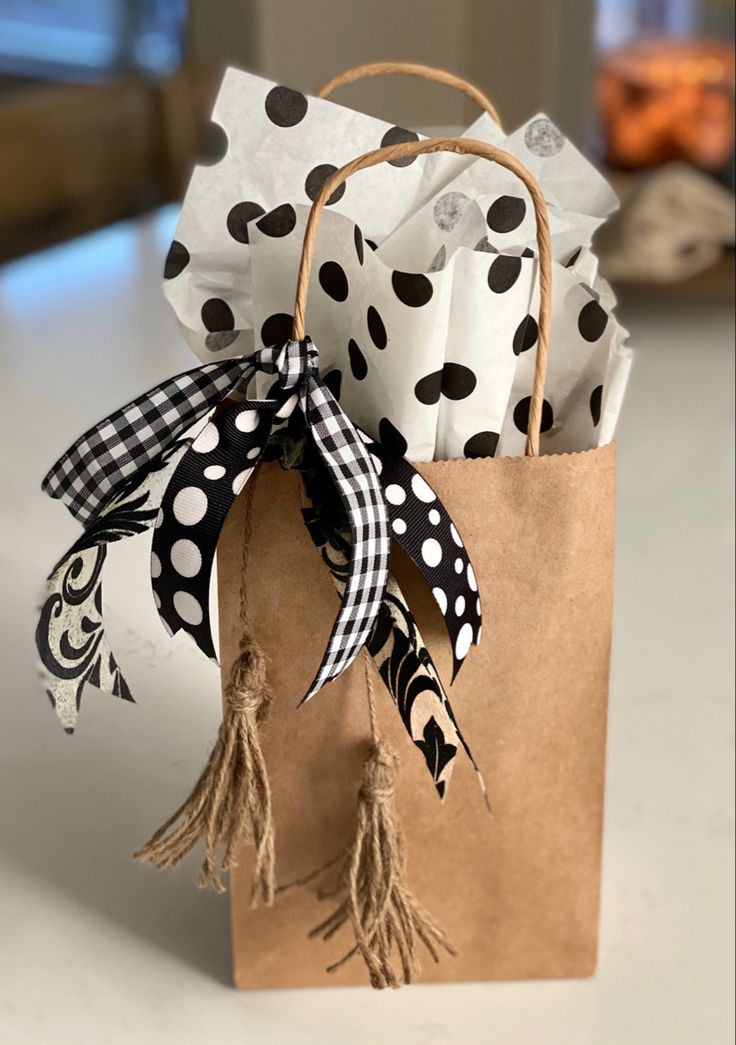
[42,358,250,525]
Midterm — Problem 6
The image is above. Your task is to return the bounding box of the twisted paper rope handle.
[291,136,553,457]
[318,60,502,128]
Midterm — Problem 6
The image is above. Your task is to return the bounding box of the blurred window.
[598,0,699,49]
[0,0,187,80]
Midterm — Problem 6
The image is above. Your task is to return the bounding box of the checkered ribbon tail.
[42,357,250,525]
[300,373,390,700]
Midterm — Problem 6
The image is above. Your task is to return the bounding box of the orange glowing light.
[598,37,735,170]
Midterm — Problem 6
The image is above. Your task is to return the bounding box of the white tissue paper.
[163,67,633,461]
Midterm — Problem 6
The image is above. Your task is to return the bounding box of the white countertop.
[0,208,733,1045]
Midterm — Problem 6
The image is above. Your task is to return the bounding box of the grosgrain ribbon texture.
[37,339,483,796]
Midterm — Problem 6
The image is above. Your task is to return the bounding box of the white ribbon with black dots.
[37,339,482,779]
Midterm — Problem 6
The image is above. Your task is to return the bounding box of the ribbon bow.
[153,338,393,700]
[38,339,483,795]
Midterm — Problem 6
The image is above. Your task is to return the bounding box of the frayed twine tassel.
[309,741,456,989]
[134,639,275,903]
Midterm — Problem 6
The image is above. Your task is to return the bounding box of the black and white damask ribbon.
[37,442,188,730]
[38,338,482,792]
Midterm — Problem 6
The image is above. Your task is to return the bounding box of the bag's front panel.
[218,444,615,988]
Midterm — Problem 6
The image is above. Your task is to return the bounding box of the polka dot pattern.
[265,85,308,127]
[361,431,482,676]
[487,255,522,293]
[428,245,447,272]
[524,117,566,157]
[414,369,443,406]
[463,431,499,458]
[348,338,368,380]
[192,422,219,453]
[381,126,420,166]
[367,306,387,350]
[164,240,190,279]
[414,362,477,405]
[441,363,477,401]
[487,195,526,234]
[392,271,433,308]
[196,121,228,166]
[513,395,554,435]
[176,78,621,458]
[433,191,471,232]
[590,384,603,427]
[256,204,297,238]
[353,224,364,265]
[152,400,276,658]
[226,201,265,244]
[205,331,239,353]
[201,298,235,333]
[319,261,349,302]
[305,163,345,205]
[167,69,625,467]
[173,590,203,626]
[421,537,442,567]
[512,314,539,355]
[578,299,609,342]
[171,539,202,578]
[261,312,293,347]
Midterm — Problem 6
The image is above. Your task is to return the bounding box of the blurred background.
[0,0,733,291]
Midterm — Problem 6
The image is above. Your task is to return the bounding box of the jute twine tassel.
[309,655,456,988]
[135,490,275,903]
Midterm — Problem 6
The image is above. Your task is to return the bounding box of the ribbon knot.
[254,338,319,393]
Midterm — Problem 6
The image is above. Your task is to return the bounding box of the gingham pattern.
[152,338,390,700]
[42,358,250,525]
[299,366,390,701]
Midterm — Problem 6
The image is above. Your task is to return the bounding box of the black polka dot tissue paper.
[34,64,631,991]
[163,67,633,460]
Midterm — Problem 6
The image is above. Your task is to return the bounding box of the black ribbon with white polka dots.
[38,337,481,730]
[358,434,482,679]
[151,398,279,660]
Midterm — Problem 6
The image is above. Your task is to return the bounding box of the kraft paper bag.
[217,443,615,988]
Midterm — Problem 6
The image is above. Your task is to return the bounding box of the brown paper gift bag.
[213,129,617,989]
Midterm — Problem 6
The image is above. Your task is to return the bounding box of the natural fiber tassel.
[134,639,275,902]
[310,740,456,989]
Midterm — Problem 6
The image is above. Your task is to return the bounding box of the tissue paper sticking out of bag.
[164,67,502,360]
[162,68,632,460]
[247,205,630,460]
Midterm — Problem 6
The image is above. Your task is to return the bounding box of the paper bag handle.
[318,61,502,128]
[291,137,552,458]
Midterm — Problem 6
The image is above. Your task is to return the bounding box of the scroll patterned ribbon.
[301,463,487,801]
[38,339,482,793]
